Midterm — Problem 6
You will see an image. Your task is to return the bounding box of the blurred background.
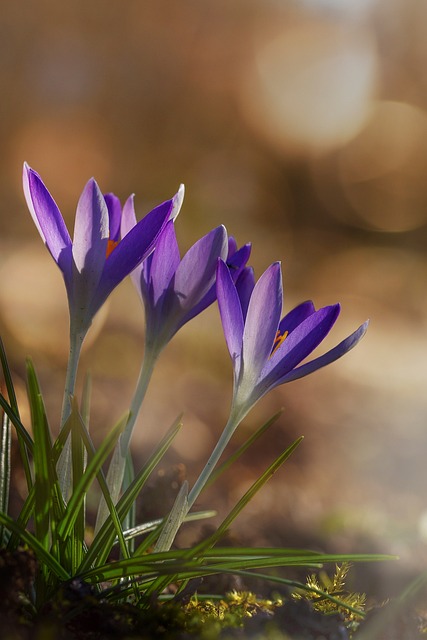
[1,0,426,598]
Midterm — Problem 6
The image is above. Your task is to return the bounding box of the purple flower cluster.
[23,163,367,421]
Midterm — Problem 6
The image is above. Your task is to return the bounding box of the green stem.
[61,328,85,428]
[57,327,84,500]
[94,341,159,533]
[121,342,159,452]
[187,403,246,510]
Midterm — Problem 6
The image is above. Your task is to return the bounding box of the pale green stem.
[121,342,159,453]
[61,328,85,427]
[58,327,85,499]
[187,402,247,510]
[157,402,248,552]
[94,341,160,533]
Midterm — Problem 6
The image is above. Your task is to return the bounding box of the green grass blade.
[194,436,304,555]
[57,405,128,541]
[0,394,34,492]
[28,384,52,555]
[146,435,304,597]
[0,412,11,543]
[79,415,182,573]
[66,405,135,571]
[78,548,393,585]
[80,372,92,427]
[0,511,70,580]
[70,399,86,572]
[26,360,67,572]
[153,480,189,552]
[206,410,283,488]
[117,510,216,544]
[0,337,19,415]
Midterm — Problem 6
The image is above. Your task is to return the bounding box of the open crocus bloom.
[216,259,368,420]
[23,163,177,337]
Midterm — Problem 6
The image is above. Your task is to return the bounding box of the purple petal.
[72,178,109,277]
[148,220,180,305]
[242,262,282,387]
[262,304,341,385]
[216,259,244,374]
[91,198,173,316]
[104,193,122,242]
[178,237,250,328]
[235,266,255,321]
[173,225,228,313]
[278,300,316,336]
[228,236,238,255]
[228,243,252,281]
[120,194,137,237]
[23,163,72,281]
[276,320,369,384]
[120,194,146,293]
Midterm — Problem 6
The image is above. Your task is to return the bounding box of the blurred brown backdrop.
[1,0,426,597]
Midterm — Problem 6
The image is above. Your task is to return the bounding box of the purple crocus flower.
[121,202,251,355]
[23,163,176,337]
[216,258,368,420]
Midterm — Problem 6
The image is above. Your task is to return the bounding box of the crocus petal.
[104,193,122,242]
[179,238,251,328]
[227,243,252,281]
[235,266,255,321]
[276,320,369,385]
[148,220,180,305]
[278,300,316,335]
[173,225,228,314]
[242,262,282,389]
[170,184,185,221]
[120,193,137,237]
[261,304,341,387]
[23,163,72,281]
[216,259,244,377]
[228,236,238,255]
[91,198,173,316]
[72,178,109,277]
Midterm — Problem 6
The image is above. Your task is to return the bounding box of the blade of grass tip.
[153,481,189,553]
[119,510,217,545]
[192,436,304,555]
[57,402,128,542]
[206,409,283,489]
[0,411,11,543]
[79,415,183,573]
[0,337,19,415]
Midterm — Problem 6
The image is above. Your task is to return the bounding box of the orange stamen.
[106,239,119,258]
[271,329,288,356]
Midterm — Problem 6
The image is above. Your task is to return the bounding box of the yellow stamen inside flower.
[106,239,119,258]
[271,329,288,356]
